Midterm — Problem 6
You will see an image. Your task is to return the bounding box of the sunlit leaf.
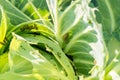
[8,34,70,80]
[0,6,7,49]
[0,52,9,73]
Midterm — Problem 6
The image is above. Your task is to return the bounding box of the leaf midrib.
[105,0,115,32]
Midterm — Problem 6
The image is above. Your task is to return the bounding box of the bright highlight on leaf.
[0,6,7,48]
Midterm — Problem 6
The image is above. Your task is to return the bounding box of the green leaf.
[0,0,31,25]
[59,0,97,76]
[0,53,9,73]
[0,6,7,48]
[104,37,120,79]
[96,0,120,43]
[58,0,72,11]
[8,33,70,80]
[20,33,76,80]
[92,0,120,79]
[0,72,44,80]
[9,0,49,20]
[16,22,54,37]
[46,0,97,76]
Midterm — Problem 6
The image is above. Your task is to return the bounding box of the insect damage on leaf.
[0,42,5,45]
[63,33,69,40]
[63,32,72,42]
[20,24,38,31]
[20,45,26,50]
[57,52,62,58]
[46,45,53,52]
[0,37,8,45]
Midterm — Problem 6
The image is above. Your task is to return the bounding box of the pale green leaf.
[0,72,44,80]
[58,0,97,75]
[0,53,9,73]
[8,34,69,80]
[20,33,76,80]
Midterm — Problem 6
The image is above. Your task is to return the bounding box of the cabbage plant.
[0,0,120,80]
